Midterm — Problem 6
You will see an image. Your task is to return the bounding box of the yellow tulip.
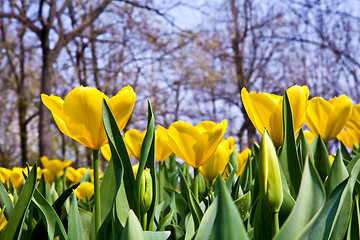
[344,104,360,131]
[0,168,25,188]
[124,129,146,160]
[100,143,111,161]
[305,95,352,142]
[236,148,252,177]
[66,167,87,183]
[199,139,236,185]
[337,128,360,149]
[168,120,227,168]
[75,182,94,200]
[241,85,309,147]
[258,131,283,213]
[155,125,173,162]
[41,86,136,150]
[40,156,72,174]
[38,168,64,183]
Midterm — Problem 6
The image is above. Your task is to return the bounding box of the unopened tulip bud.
[258,131,283,213]
[140,168,153,212]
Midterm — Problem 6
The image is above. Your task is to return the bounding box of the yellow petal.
[346,104,360,131]
[237,148,251,177]
[108,86,136,132]
[66,167,87,183]
[11,167,24,188]
[41,94,72,137]
[325,95,352,142]
[75,182,94,200]
[124,129,146,160]
[40,156,72,174]
[63,86,109,150]
[155,125,172,161]
[305,97,333,138]
[100,143,111,161]
[168,120,227,168]
[199,140,232,185]
[287,85,309,133]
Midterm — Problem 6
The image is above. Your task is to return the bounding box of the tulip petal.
[305,97,333,138]
[287,85,309,133]
[168,121,203,168]
[325,96,352,142]
[109,86,136,131]
[124,129,146,160]
[155,125,172,161]
[63,86,109,150]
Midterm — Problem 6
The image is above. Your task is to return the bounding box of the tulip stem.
[273,211,279,236]
[194,168,199,202]
[158,162,162,203]
[93,150,101,237]
[141,211,147,230]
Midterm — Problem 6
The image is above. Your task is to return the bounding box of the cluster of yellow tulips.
[242,85,355,147]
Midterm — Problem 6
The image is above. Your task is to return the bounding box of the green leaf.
[296,129,312,171]
[178,168,203,229]
[253,198,273,240]
[102,99,133,207]
[157,209,174,231]
[120,210,145,240]
[274,157,325,240]
[31,189,68,240]
[325,149,349,196]
[68,191,83,240]
[234,191,251,220]
[143,231,171,240]
[0,163,37,240]
[311,137,331,182]
[0,181,13,219]
[347,196,360,240]
[340,142,352,162]
[79,208,92,240]
[195,177,249,240]
[297,178,348,239]
[279,91,302,197]
[134,100,156,230]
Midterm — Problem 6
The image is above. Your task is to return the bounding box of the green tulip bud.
[140,168,153,213]
[258,131,283,213]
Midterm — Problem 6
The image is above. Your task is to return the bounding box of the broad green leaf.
[195,177,249,240]
[102,99,133,207]
[31,189,68,240]
[340,142,352,162]
[311,137,330,182]
[0,163,37,240]
[120,210,145,240]
[79,208,92,240]
[274,157,325,240]
[234,191,251,220]
[279,91,301,197]
[68,191,83,240]
[143,231,171,240]
[297,178,348,239]
[253,198,273,240]
[325,149,349,196]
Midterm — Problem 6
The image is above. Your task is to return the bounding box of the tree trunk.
[39,29,53,158]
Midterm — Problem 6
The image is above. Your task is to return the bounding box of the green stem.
[93,150,101,237]
[158,162,162,203]
[273,211,279,236]
[194,168,199,202]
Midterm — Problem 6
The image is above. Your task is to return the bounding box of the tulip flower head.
[305,95,352,143]
[241,85,309,147]
[337,128,360,150]
[75,182,94,200]
[41,86,136,150]
[199,139,236,185]
[124,129,146,160]
[258,131,283,213]
[168,119,227,168]
[66,167,87,183]
[155,125,173,161]
[0,167,25,188]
